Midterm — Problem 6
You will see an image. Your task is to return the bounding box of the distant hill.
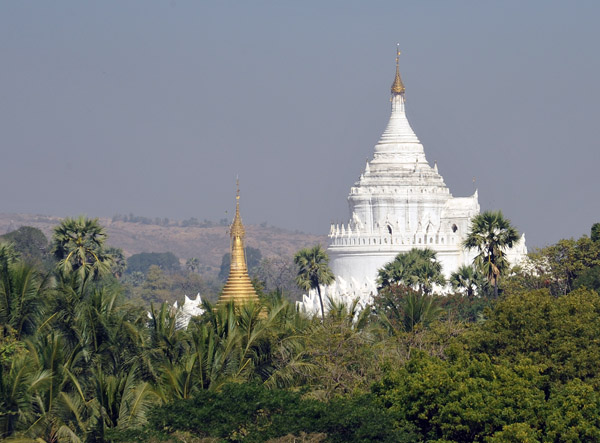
[0,213,328,276]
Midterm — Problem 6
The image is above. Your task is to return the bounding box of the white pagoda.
[299,49,526,314]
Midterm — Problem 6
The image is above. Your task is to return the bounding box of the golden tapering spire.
[230,178,245,238]
[391,44,406,94]
[217,179,259,308]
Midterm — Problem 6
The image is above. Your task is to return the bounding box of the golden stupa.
[216,182,260,307]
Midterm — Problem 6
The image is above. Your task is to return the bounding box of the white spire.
[372,52,426,163]
[376,94,420,146]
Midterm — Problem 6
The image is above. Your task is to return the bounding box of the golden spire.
[230,178,245,238]
[391,44,406,94]
[217,179,260,308]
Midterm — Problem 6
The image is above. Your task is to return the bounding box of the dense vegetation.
[1,216,600,442]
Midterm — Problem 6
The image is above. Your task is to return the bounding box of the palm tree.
[0,242,20,269]
[449,265,480,297]
[377,248,445,294]
[147,302,187,367]
[372,284,442,334]
[463,210,519,297]
[413,259,445,294]
[0,353,52,439]
[401,291,443,332]
[106,247,127,278]
[51,216,113,281]
[294,245,334,320]
[377,255,413,290]
[92,365,158,433]
[0,262,50,339]
[186,257,200,273]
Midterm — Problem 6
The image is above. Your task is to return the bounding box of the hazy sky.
[1,1,599,248]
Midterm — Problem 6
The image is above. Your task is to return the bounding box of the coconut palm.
[51,216,113,281]
[463,211,519,297]
[0,262,50,339]
[372,284,442,334]
[92,364,158,433]
[0,353,52,439]
[147,302,187,367]
[0,242,20,269]
[401,290,443,332]
[76,285,147,374]
[294,245,335,320]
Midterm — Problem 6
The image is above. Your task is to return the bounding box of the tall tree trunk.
[316,284,325,321]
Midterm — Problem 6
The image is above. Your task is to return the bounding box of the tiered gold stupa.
[216,182,260,307]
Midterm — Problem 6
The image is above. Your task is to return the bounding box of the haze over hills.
[0,213,328,275]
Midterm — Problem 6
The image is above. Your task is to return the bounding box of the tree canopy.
[3,217,600,442]
[0,226,48,265]
[127,251,181,274]
[377,248,445,294]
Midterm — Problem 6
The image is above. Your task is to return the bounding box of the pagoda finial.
[231,177,244,238]
[391,44,406,94]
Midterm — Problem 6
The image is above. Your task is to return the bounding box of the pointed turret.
[217,180,260,308]
[375,46,421,150]
[391,45,406,94]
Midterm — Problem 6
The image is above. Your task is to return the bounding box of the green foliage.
[125,266,216,306]
[186,257,200,273]
[0,242,20,269]
[572,265,600,292]
[374,351,546,442]
[106,246,127,278]
[294,301,387,399]
[372,285,443,333]
[464,210,519,297]
[592,223,600,242]
[507,235,600,296]
[5,214,600,442]
[51,215,114,281]
[0,328,27,366]
[377,248,445,294]
[449,264,486,297]
[464,288,600,384]
[110,383,402,443]
[294,245,334,320]
[127,251,181,274]
[0,226,49,265]
[140,265,172,304]
[0,261,50,339]
[0,350,53,438]
[436,292,492,323]
[545,378,600,441]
